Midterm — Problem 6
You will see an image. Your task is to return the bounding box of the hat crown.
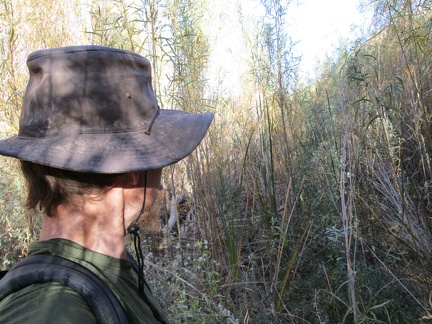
[19,46,158,138]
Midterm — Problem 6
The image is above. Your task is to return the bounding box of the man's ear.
[129,172,140,186]
[120,171,140,187]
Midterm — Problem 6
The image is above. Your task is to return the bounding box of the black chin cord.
[126,172,168,323]
[127,172,147,295]
[128,225,145,294]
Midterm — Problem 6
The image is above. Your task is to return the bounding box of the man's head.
[0,45,213,229]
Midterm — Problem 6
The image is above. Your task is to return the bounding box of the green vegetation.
[1,0,431,322]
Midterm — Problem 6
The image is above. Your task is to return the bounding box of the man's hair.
[21,161,122,217]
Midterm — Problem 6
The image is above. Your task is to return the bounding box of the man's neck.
[39,187,128,259]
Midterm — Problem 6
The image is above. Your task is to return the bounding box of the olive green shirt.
[0,239,169,323]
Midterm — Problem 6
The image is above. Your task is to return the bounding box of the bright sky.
[205,0,371,94]
[287,0,370,80]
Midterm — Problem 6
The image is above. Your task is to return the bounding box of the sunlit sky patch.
[286,0,371,80]
[204,0,371,94]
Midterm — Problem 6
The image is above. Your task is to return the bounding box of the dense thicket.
[1,0,431,322]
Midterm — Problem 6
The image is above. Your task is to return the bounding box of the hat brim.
[0,109,214,173]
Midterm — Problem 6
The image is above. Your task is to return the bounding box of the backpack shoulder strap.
[0,270,7,280]
[0,255,128,324]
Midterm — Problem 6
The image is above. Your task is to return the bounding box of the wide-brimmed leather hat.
[0,46,214,173]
